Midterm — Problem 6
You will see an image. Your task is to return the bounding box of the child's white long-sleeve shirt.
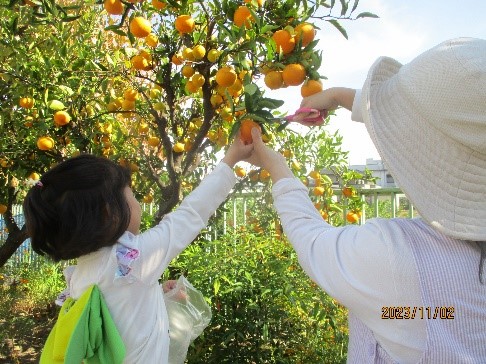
[66,162,236,364]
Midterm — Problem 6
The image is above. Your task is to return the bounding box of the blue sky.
[269,0,486,165]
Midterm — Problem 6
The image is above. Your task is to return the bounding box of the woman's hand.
[300,87,356,114]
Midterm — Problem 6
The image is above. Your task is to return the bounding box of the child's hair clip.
[284,107,328,124]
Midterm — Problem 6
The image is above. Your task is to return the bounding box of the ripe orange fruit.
[145,33,158,48]
[138,122,149,134]
[104,0,123,15]
[210,94,223,107]
[124,88,138,101]
[28,172,40,180]
[244,0,264,6]
[228,78,243,97]
[346,211,360,224]
[192,45,206,60]
[282,63,306,86]
[107,101,118,112]
[185,80,199,94]
[215,67,237,87]
[0,204,7,215]
[260,169,271,182]
[264,70,284,90]
[142,194,154,203]
[181,47,195,61]
[181,65,195,78]
[19,97,35,109]
[175,15,195,34]
[131,54,151,70]
[147,136,160,147]
[309,170,321,179]
[239,119,261,145]
[272,29,295,55]
[171,53,183,65]
[313,186,325,196]
[53,110,71,126]
[129,17,151,38]
[122,99,135,110]
[207,49,220,63]
[342,186,355,198]
[233,5,253,28]
[37,136,55,151]
[295,22,315,47]
[301,79,323,97]
[173,142,185,153]
[191,73,205,87]
[151,0,166,10]
[234,166,246,177]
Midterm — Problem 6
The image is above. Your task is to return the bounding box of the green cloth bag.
[41,285,126,364]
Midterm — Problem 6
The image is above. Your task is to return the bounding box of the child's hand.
[163,280,188,301]
[221,132,254,168]
[162,279,177,293]
[245,128,294,183]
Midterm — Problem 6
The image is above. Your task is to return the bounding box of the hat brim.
[361,56,486,240]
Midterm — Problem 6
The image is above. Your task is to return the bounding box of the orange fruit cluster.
[262,22,324,96]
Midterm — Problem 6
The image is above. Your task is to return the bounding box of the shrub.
[168,231,348,363]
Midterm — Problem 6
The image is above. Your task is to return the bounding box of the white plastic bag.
[164,275,212,364]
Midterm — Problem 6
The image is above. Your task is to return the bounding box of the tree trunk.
[0,225,27,267]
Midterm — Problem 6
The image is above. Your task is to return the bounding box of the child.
[23,137,253,363]
[246,38,486,363]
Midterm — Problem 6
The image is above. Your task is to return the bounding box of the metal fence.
[2,188,414,268]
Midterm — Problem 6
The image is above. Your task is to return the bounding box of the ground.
[0,302,57,363]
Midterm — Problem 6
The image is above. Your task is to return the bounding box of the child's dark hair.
[23,154,132,261]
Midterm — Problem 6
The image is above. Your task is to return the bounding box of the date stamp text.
[381,306,455,319]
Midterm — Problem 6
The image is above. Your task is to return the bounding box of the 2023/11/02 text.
[381,306,455,320]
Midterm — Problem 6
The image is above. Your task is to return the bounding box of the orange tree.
[0,0,377,266]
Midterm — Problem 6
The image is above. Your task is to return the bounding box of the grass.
[0,261,64,363]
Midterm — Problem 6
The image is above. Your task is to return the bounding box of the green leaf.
[10,15,18,34]
[276,120,290,132]
[48,100,65,110]
[245,113,266,123]
[244,92,255,113]
[327,19,348,39]
[213,279,221,295]
[106,53,114,66]
[351,0,359,12]
[258,98,284,110]
[58,85,74,96]
[356,11,379,19]
[339,0,348,15]
[61,15,82,23]
[229,120,240,140]
[244,83,258,96]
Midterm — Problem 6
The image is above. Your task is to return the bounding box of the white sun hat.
[360,37,486,241]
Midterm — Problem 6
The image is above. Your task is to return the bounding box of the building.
[349,158,397,189]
